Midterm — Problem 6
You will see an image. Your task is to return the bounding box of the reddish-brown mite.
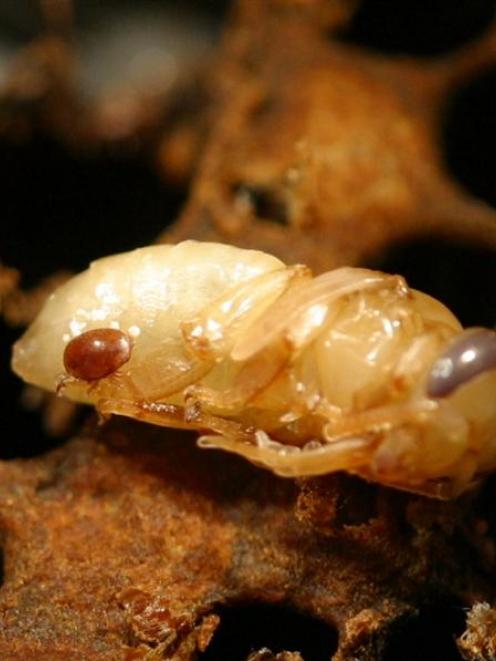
[63,328,132,381]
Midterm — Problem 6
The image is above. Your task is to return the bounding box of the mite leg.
[56,371,140,403]
[56,373,77,395]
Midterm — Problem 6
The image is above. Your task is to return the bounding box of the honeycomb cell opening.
[0,133,183,287]
[443,67,496,209]
[199,602,338,661]
[339,0,496,56]
[383,602,466,660]
[368,237,496,328]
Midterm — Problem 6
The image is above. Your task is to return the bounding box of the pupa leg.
[122,357,218,403]
[181,264,310,361]
[184,338,290,416]
[198,429,476,496]
[96,398,187,428]
[198,431,372,477]
[322,399,437,441]
[96,267,307,412]
[96,396,255,442]
[232,268,408,361]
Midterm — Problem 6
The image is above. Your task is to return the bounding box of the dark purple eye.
[427,329,496,398]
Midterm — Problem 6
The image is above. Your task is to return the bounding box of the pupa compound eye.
[11,240,496,498]
[63,328,132,381]
[427,328,496,399]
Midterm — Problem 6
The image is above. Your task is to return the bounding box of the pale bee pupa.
[12,240,496,498]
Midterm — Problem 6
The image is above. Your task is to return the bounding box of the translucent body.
[12,241,496,497]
